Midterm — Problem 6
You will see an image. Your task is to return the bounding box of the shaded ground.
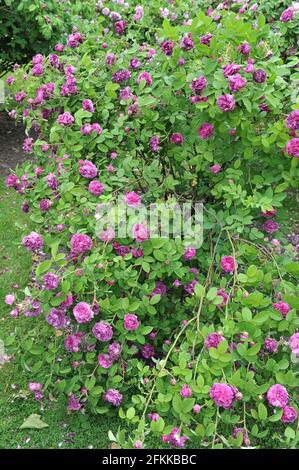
[0,111,27,176]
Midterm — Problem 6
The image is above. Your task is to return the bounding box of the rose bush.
[0,0,96,73]
[196,0,299,57]
[2,0,299,449]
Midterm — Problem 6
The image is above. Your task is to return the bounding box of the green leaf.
[258,403,268,421]
[150,417,165,433]
[150,294,161,305]
[108,430,117,442]
[36,260,52,276]
[194,284,205,298]
[126,407,136,420]
[20,414,49,430]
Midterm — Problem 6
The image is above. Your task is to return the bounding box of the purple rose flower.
[92,321,113,341]
[253,69,267,83]
[286,138,299,158]
[217,94,235,112]
[73,302,94,324]
[103,388,123,406]
[42,272,59,290]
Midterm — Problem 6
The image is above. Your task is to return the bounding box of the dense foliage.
[0,0,96,73]
[2,0,299,449]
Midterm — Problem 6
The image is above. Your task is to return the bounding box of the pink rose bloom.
[73,302,94,323]
[237,42,250,56]
[70,233,93,256]
[114,20,126,35]
[65,333,82,352]
[92,322,113,342]
[81,124,93,135]
[6,75,15,86]
[55,43,64,52]
[105,52,115,67]
[88,180,104,196]
[210,164,221,174]
[5,294,15,305]
[82,99,94,112]
[253,69,267,83]
[98,353,113,368]
[200,33,213,45]
[15,91,26,102]
[91,123,102,135]
[228,74,246,92]
[180,384,192,398]
[28,382,42,391]
[5,174,19,189]
[148,412,160,421]
[68,394,81,411]
[42,272,59,290]
[289,332,299,356]
[280,8,294,22]
[108,342,121,360]
[193,404,201,414]
[286,110,299,131]
[162,427,189,448]
[79,160,98,179]
[124,313,139,331]
[210,383,235,408]
[262,220,280,233]
[221,255,236,273]
[133,441,143,449]
[267,384,289,407]
[133,5,144,21]
[170,133,184,145]
[198,123,214,139]
[190,76,208,95]
[184,247,196,260]
[32,64,44,76]
[124,191,141,208]
[205,332,225,349]
[217,94,235,112]
[286,138,299,158]
[132,223,149,242]
[223,63,241,77]
[244,62,254,73]
[180,33,194,51]
[264,337,278,353]
[103,388,123,406]
[22,232,44,252]
[136,71,152,86]
[57,112,74,126]
[161,40,175,56]
[99,227,115,243]
[281,406,298,423]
